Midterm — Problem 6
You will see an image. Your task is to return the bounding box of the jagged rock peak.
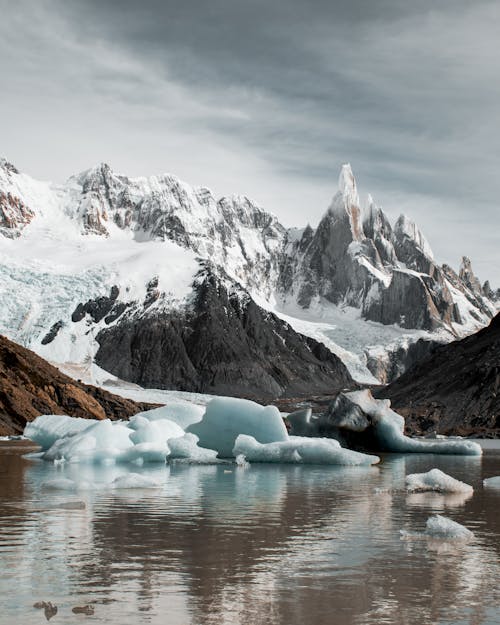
[0,158,20,176]
[393,214,434,260]
[338,163,360,207]
[459,255,483,295]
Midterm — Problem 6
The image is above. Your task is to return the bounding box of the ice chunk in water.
[406,469,473,494]
[131,403,205,430]
[168,433,219,464]
[483,476,500,489]
[233,434,379,465]
[42,419,134,463]
[24,414,98,451]
[111,473,162,489]
[425,514,474,540]
[345,391,482,456]
[187,398,288,458]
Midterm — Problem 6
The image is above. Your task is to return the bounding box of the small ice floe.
[110,473,162,489]
[42,478,93,491]
[483,476,500,489]
[401,514,474,543]
[425,514,474,540]
[406,469,473,494]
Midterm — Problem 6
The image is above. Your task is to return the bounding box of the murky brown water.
[1,441,500,624]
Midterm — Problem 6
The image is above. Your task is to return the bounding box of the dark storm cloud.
[0,0,499,280]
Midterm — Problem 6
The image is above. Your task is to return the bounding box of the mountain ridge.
[0,156,498,396]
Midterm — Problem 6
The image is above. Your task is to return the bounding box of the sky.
[0,0,499,283]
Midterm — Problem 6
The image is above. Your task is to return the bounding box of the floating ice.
[42,478,93,491]
[24,414,99,451]
[233,434,379,465]
[483,476,500,489]
[344,391,482,456]
[187,397,288,458]
[168,433,219,464]
[111,473,162,489]
[130,403,204,430]
[425,514,474,540]
[406,469,473,494]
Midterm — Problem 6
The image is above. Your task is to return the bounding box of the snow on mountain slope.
[0,156,497,389]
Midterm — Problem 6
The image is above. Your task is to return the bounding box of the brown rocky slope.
[0,334,156,435]
[378,313,500,436]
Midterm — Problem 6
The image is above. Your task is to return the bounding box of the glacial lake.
[1,441,500,625]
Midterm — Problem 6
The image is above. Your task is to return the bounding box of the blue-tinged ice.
[345,391,482,456]
[187,397,288,458]
[233,434,379,465]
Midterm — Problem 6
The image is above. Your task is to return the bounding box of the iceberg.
[425,514,474,540]
[406,469,473,494]
[233,434,379,465]
[327,390,482,456]
[187,397,288,458]
[24,414,99,451]
[130,403,204,430]
[168,433,219,464]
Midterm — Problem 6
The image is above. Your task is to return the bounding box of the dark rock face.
[71,286,120,323]
[0,190,35,237]
[41,320,65,345]
[379,313,500,436]
[363,268,459,330]
[0,335,156,435]
[365,337,443,385]
[94,271,355,399]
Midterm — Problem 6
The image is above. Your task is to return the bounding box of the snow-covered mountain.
[0,157,497,393]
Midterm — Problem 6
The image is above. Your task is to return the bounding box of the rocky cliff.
[379,313,500,436]
[0,334,156,435]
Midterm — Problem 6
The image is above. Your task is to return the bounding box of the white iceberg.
[233,434,379,465]
[406,468,473,494]
[24,414,99,451]
[187,397,289,458]
[130,403,204,430]
[425,514,474,540]
[168,433,219,464]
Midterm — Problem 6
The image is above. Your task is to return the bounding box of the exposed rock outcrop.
[93,269,355,399]
[379,313,500,436]
[0,334,156,435]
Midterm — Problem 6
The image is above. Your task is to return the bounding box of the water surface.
[1,441,500,624]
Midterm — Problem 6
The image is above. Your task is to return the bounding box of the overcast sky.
[0,0,499,283]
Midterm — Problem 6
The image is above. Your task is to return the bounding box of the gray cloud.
[0,0,499,282]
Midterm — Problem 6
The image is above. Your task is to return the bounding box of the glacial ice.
[168,433,219,464]
[24,414,99,452]
[345,391,482,456]
[187,397,289,458]
[111,474,162,489]
[23,394,480,469]
[406,469,473,494]
[425,514,474,540]
[130,403,204,430]
[233,435,379,465]
[483,476,500,489]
